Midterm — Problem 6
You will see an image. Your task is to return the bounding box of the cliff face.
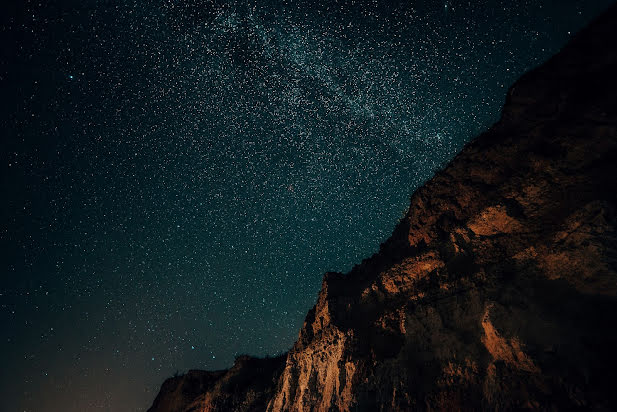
[149,4,617,411]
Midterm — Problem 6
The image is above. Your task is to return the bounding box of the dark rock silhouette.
[148,355,286,411]
[149,4,617,411]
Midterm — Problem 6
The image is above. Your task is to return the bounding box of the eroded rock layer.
[149,4,617,411]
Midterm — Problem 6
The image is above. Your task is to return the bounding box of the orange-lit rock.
[149,5,617,411]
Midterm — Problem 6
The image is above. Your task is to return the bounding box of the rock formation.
[148,355,286,411]
[149,4,617,411]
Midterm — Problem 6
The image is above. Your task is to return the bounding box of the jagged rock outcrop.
[148,355,286,412]
[149,4,617,411]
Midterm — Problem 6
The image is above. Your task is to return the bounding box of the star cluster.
[1,0,613,410]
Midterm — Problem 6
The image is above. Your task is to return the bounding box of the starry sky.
[1,0,614,410]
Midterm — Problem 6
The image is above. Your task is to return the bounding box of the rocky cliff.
[149,4,617,411]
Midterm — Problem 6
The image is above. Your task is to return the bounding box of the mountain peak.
[149,4,617,411]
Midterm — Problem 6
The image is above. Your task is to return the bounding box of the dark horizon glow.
[1,1,614,410]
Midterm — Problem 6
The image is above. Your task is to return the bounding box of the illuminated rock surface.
[149,5,617,411]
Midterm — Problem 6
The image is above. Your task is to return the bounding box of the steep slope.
[149,4,617,411]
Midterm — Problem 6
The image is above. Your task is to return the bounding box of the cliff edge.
[149,4,617,411]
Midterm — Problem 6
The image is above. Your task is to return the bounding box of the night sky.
[1,1,614,410]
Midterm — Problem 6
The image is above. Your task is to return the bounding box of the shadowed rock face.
[148,355,286,412]
[149,4,617,411]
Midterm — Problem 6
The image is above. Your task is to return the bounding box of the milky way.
[1,1,614,410]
